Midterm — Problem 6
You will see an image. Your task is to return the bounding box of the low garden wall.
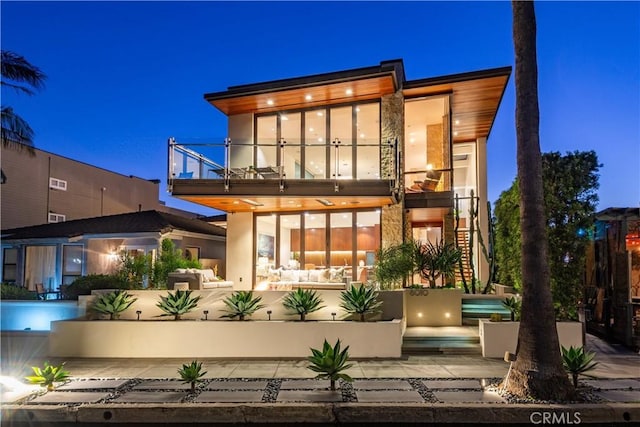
[479,319,584,358]
[404,288,462,327]
[49,318,403,358]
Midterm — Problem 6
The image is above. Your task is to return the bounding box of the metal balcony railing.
[168,137,400,194]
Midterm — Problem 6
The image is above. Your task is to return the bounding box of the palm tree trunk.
[505,0,573,401]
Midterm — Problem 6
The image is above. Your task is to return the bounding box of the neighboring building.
[167,59,511,290]
[1,210,226,290]
[1,145,169,230]
[585,207,640,350]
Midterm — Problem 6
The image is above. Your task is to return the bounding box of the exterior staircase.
[454,229,473,284]
[401,326,481,355]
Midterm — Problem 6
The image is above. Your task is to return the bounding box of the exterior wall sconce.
[267,310,272,321]
[331,312,336,321]
[203,310,209,321]
[136,310,142,321]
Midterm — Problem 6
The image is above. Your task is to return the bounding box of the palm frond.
[1,106,35,153]
[1,50,46,94]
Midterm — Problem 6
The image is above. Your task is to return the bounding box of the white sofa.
[167,268,233,290]
[265,267,347,290]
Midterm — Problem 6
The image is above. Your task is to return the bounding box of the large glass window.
[281,112,301,178]
[330,106,353,179]
[62,245,83,285]
[2,248,18,283]
[356,103,381,179]
[255,210,380,288]
[254,102,379,181]
[305,109,327,178]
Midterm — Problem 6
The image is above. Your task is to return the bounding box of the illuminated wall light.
[444,312,451,318]
[417,312,423,318]
[267,99,274,106]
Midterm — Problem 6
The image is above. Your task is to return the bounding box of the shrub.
[282,288,325,321]
[489,312,503,322]
[220,291,265,321]
[25,362,70,391]
[502,296,521,321]
[561,345,598,388]
[91,290,137,320]
[0,283,36,300]
[156,290,201,320]
[308,339,353,391]
[151,239,201,288]
[62,274,133,300]
[178,360,207,393]
[340,284,382,321]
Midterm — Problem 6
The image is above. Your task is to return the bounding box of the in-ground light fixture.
[267,310,272,321]
[136,310,142,321]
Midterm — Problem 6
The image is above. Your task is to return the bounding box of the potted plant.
[308,339,353,391]
[282,288,325,321]
[220,291,265,321]
[91,290,137,320]
[25,362,70,391]
[157,289,201,320]
[340,284,382,321]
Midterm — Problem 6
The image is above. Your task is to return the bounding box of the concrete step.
[401,335,481,355]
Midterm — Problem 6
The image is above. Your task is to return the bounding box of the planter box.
[49,319,402,358]
[479,319,584,358]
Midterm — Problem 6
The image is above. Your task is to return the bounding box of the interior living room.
[167,59,511,290]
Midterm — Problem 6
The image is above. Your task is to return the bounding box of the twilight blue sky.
[2,1,638,216]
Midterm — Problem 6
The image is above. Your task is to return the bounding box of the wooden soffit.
[207,76,396,116]
[176,195,394,213]
[403,67,511,143]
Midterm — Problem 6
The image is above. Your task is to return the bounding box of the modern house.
[1,210,226,291]
[167,59,511,291]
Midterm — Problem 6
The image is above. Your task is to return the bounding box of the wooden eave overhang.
[204,60,404,116]
[170,179,396,213]
[403,66,512,143]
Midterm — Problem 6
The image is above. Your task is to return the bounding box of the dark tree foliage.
[494,150,601,319]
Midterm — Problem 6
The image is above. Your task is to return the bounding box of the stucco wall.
[226,212,254,290]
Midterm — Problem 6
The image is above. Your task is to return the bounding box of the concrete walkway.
[1,333,638,426]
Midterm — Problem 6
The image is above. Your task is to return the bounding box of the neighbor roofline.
[403,65,512,90]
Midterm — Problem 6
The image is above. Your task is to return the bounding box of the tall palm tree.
[1,50,46,154]
[505,1,573,400]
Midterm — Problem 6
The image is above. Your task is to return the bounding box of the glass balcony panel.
[357,103,380,179]
[330,106,353,179]
[305,109,327,179]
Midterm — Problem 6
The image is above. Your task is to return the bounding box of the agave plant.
[340,284,382,321]
[91,290,137,320]
[282,288,325,321]
[502,296,521,321]
[178,360,207,393]
[308,339,353,391]
[25,362,70,391]
[156,290,201,320]
[561,345,598,388]
[220,291,265,321]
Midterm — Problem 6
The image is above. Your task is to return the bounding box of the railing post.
[332,138,341,192]
[224,138,231,192]
[279,138,287,192]
[167,137,175,192]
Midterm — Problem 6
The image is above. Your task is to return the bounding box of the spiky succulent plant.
[156,290,201,320]
[282,288,325,321]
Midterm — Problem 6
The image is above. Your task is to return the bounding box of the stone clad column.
[380,91,404,249]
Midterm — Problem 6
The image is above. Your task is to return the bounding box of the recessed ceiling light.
[455,120,460,125]
[288,200,295,204]
[345,89,353,95]
[233,200,240,204]
[305,94,312,101]
[341,202,347,205]
[267,99,274,106]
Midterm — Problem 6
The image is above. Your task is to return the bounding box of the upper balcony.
[168,137,401,213]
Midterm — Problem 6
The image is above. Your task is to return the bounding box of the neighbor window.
[2,248,18,283]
